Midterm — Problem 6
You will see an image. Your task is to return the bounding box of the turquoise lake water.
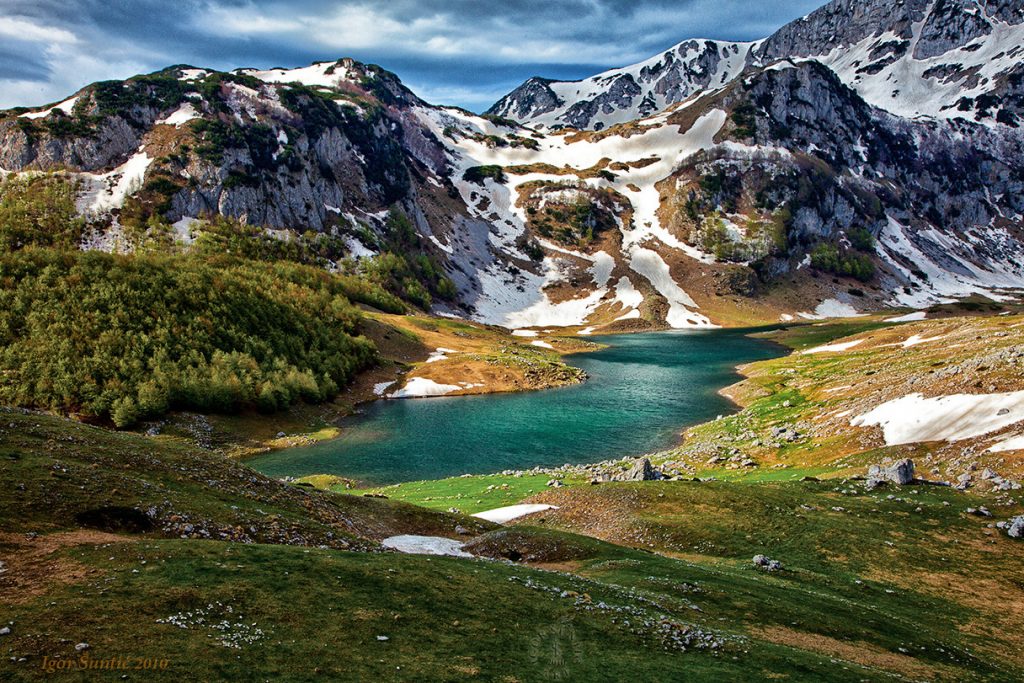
[248,329,784,485]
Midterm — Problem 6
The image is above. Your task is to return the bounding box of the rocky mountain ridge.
[1,0,1022,333]
[489,0,1024,130]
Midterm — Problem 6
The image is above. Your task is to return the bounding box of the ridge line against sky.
[0,0,825,112]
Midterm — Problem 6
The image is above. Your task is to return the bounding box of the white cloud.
[193,2,694,67]
[0,37,155,109]
[0,17,78,45]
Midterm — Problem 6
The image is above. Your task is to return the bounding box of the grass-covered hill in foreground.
[3,404,1023,682]
[1,314,1023,681]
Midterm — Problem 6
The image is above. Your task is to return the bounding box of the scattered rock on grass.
[1002,516,1024,539]
[753,555,783,572]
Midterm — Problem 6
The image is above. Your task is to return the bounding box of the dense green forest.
[0,173,461,427]
[0,249,378,426]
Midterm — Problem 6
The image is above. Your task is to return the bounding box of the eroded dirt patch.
[757,625,953,681]
[0,530,131,605]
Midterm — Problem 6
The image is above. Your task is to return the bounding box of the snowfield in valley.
[852,391,1024,446]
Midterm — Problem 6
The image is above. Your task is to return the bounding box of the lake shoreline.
[246,326,790,486]
[236,321,795,463]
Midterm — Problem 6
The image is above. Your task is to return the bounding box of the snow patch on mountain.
[878,217,1024,306]
[243,61,360,89]
[77,149,153,215]
[415,104,728,329]
[157,103,199,128]
[852,391,1024,446]
[19,96,79,120]
[629,247,712,328]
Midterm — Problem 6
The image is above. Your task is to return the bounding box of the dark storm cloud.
[0,0,826,110]
[0,40,53,81]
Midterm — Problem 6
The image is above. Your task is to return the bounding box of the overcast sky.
[0,0,825,112]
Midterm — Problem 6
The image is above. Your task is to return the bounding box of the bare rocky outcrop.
[1006,516,1024,539]
[616,458,662,482]
[867,459,916,487]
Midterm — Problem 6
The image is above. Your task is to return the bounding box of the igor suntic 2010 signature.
[41,654,170,674]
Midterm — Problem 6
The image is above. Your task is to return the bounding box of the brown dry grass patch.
[0,530,131,605]
[757,625,952,680]
[866,565,1024,662]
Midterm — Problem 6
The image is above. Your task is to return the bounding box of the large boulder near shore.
[618,458,661,482]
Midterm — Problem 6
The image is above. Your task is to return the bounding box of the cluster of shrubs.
[694,215,785,264]
[810,241,875,282]
[0,174,85,250]
[357,209,457,308]
[463,165,506,185]
[522,183,622,249]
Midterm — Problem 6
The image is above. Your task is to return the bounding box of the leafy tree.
[810,242,875,282]
[848,227,876,253]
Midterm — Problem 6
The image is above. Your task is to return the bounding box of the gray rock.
[867,459,916,486]
[75,643,89,652]
[0,627,10,636]
[1008,516,1024,539]
[618,458,660,482]
[753,555,783,572]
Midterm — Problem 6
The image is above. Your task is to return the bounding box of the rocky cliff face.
[0,60,446,233]
[756,0,1024,126]
[686,61,1024,304]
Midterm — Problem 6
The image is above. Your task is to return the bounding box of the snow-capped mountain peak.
[492,0,1024,130]
[487,39,754,131]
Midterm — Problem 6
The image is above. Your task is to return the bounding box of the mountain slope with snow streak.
[415,104,727,328]
[755,0,1024,126]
